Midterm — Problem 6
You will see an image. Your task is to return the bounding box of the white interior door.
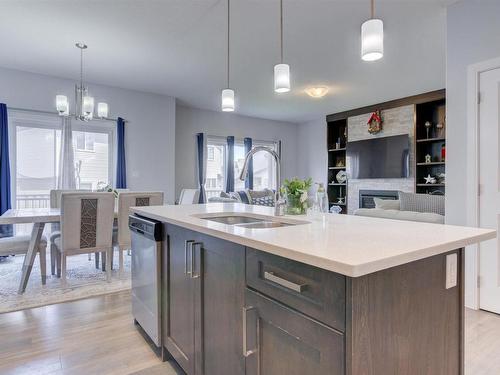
[479,67,500,314]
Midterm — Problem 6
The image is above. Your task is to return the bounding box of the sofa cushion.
[398,192,445,216]
[354,208,445,224]
[374,198,400,210]
[247,189,275,207]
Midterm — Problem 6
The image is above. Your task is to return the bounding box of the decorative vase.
[286,194,307,215]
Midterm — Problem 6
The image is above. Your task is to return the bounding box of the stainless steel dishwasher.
[129,214,163,347]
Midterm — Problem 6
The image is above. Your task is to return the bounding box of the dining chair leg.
[88,253,91,261]
[119,247,124,277]
[110,248,114,271]
[50,244,56,276]
[39,247,47,285]
[56,251,61,278]
[95,251,100,269]
[61,253,67,286]
[106,248,112,282]
[101,251,107,272]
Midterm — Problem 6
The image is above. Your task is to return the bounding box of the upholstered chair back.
[117,192,164,247]
[60,192,114,253]
[178,189,200,205]
[50,189,90,232]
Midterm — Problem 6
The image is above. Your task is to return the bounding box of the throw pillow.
[398,192,445,216]
[374,198,400,210]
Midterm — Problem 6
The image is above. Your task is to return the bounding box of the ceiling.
[0,0,453,123]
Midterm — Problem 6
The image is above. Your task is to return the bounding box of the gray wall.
[0,67,177,203]
[296,118,328,187]
[446,0,500,226]
[175,105,299,197]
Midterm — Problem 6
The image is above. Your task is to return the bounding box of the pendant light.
[274,0,290,93]
[361,0,384,62]
[221,0,235,112]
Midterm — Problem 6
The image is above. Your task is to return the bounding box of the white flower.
[300,192,308,203]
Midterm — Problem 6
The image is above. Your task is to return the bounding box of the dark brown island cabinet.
[161,224,463,375]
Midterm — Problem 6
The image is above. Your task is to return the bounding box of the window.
[207,146,215,161]
[9,112,115,209]
[75,131,95,151]
[205,139,226,198]
[206,136,277,197]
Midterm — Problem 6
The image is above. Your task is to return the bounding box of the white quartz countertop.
[130,203,496,277]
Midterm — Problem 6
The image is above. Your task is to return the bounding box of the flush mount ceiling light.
[221,0,235,112]
[274,0,290,93]
[305,86,329,98]
[55,43,109,121]
[361,0,384,62]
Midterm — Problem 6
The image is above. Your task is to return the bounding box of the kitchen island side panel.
[347,249,463,375]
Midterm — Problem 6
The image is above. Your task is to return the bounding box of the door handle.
[191,242,203,279]
[263,271,307,293]
[184,240,194,275]
[242,306,258,357]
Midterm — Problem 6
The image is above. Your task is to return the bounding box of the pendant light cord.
[280,0,283,63]
[227,0,230,88]
[80,47,84,87]
[371,0,375,19]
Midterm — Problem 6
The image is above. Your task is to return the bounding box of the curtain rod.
[206,134,279,145]
[7,106,127,123]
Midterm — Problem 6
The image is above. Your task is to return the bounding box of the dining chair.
[113,191,164,273]
[178,189,200,205]
[52,192,114,284]
[0,234,48,285]
[49,189,90,275]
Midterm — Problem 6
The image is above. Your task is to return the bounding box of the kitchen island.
[131,203,495,375]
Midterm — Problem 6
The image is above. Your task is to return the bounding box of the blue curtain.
[197,133,206,203]
[0,103,12,238]
[225,136,235,193]
[116,117,127,189]
[244,137,253,189]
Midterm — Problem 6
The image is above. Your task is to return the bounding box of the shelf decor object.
[221,0,235,112]
[55,42,109,121]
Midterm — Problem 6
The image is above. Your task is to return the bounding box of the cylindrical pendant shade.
[56,95,69,115]
[82,96,94,115]
[97,102,109,118]
[274,63,290,93]
[221,88,235,112]
[361,18,384,62]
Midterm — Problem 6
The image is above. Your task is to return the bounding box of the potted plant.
[281,177,313,215]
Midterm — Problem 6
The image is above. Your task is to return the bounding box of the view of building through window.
[13,118,113,209]
[206,138,277,198]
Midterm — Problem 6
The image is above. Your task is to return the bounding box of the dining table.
[0,207,118,294]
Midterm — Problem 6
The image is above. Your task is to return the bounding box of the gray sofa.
[354,192,445,224]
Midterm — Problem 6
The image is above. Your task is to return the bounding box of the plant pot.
[286,194,307,215]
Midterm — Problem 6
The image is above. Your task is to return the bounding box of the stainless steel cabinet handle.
[184,240,194,275]
[191,242,203,279]
[242,306,258,357]
[264,271,307,293]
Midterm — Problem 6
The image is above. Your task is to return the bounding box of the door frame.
[466,56,500,309]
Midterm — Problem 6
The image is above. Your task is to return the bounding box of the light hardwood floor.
[0,290,499,374]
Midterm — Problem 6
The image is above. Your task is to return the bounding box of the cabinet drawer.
[246,248,346,331]
[244,289,344,375]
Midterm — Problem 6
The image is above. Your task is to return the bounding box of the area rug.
[0,250,131,314]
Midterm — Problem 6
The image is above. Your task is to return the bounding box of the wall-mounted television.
[346,134,410,179]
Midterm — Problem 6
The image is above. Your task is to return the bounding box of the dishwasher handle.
[129,214,163,241]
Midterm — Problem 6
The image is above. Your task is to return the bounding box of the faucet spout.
[239,146,286,216]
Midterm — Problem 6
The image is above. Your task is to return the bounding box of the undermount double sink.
[194,213,309,229]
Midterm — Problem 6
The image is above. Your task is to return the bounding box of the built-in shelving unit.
[327,119,348,214]
[415,95,446,195]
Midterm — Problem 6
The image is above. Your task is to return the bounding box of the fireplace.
[359,190,399,209]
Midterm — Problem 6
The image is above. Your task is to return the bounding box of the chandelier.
[55,42,109,121]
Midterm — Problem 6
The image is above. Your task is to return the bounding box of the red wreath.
[367,110,383,134]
